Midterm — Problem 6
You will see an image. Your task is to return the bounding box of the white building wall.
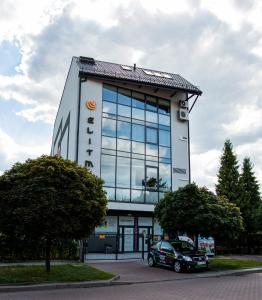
[78,79,103,176]
[51,57,79,160]
[171,92,190,189]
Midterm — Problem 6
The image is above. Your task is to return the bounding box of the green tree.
[154,183,243,248]
[216,139,239,204]
[238,157,261,233]
[0,156,107,272]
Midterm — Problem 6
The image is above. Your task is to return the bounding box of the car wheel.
[148,256,155,267]
[174,261,182,273]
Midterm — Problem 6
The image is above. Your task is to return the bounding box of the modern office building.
[51,56,202,253]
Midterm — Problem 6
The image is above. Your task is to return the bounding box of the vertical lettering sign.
[85,100,96,168]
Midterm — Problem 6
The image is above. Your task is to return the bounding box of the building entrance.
[118,225,152,253]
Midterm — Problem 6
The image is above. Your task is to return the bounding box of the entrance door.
[139,227,152,252]
[119,226,134,252]
[124,227,134,252]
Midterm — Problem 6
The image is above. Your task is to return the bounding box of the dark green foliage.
[0,156,107,270]
[254,204,262,232]
[238,157,261,233]
[154,183,243,241]
[216,139,239,204]
[0,237,79,261]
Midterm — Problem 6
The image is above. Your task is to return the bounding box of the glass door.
[139,227,152,252]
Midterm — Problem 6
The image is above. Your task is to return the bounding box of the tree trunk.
[79,240,85,263]
[45,238,51,273]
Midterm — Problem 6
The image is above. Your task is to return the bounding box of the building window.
[101,84,171,203]
[146,127,158,144]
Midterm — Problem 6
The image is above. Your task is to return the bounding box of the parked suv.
[148,240,209,272]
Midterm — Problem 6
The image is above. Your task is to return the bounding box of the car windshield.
[171,241,194,253]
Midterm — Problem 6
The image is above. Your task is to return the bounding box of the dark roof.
[76,57,202,95]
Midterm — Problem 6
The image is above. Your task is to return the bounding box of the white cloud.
[0,128,50,173]
[222,104,262,136]
[191,148,221,191]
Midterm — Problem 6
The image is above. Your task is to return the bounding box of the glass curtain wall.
[101,84,171,204]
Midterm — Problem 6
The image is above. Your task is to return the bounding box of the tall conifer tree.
[238,157,261,232]
[216,139,239,204]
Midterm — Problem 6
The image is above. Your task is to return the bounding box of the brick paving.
[1,273,262,300]
[89,260,193,282]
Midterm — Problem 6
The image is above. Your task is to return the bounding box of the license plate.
[197,261,206,265]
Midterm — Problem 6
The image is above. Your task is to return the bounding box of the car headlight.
[182,256,192,262]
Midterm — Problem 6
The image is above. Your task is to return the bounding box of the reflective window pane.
[159,146,170,158]
[118,104,131,118]
[132,118,145,126]
[159,163,171,191]
[132,153,145,160]
[132,108,145,121]
[101,155,115,186]
[102,149,116,156]
[146,158,158,165]
[132,124,145,142]
[102,118,116,137]
[116,157,130,188]
[146,111,157,123]
[158,99,170,114]
[131,190,145,203]
[146,144,158,157]
[159,130,170,147]
[103,101,116,116]
[132,159,145,189]
[146,127,158,144]
[117,121,131,139]
[159,114,170,126]
[145,191,158,204]
[102,136,116,150]
[116,188,130,202]
[118,88,131,106]
[159,157,171,163]
[117,139,131,152]
[132,92,145,109]
[103,85,117,102]
[104,187,115,201]
[146,96,157,112]
[117,151,131,158]
[145,166,158,190]
[132,141,145,154]
[159,192,166,201]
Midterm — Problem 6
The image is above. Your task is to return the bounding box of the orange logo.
[86,100,96,110]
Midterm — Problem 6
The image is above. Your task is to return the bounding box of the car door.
[153,242,161,264]
[159,241,174,266]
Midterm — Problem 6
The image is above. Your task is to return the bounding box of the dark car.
[148,240,209,272]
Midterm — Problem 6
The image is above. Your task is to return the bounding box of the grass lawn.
[0,264,114,284]
[210,257,262,271]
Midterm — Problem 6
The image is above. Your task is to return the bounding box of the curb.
[0,275,120,293]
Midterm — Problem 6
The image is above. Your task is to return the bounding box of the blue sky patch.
[0,40,22,76]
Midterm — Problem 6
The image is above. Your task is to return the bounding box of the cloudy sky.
[0,0,262,191]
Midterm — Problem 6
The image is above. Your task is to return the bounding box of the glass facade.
[101,84,172,204]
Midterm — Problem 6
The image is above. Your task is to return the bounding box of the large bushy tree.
[238,157,261,233]
[0,156,107,271]
[216,139,239,204]
[154,183,243,248]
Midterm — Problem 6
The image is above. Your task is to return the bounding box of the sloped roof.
[76,57,202,95]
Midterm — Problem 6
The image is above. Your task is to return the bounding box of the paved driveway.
[89,260,195,282]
